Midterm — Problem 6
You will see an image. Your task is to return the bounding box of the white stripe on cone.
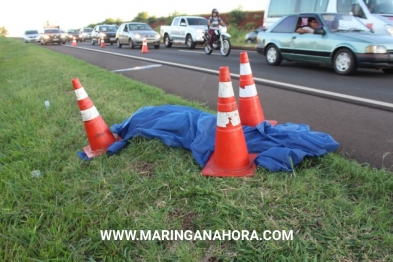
[218,82,235,98]
[217,110,241,127]
[239,84,258,97]
[240,63,252,75]
[80,106,100,121]
[75,87,89,100]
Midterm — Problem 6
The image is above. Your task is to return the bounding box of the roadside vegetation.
[86,7,258,48]
[1,37,392,261]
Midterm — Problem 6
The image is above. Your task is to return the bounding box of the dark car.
[40,28,67,45]
[91,24,118,45]
[256,12,393,75]
[67,29,80,42]
[245,26,263,44]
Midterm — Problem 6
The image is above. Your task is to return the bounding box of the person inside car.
[207,8,226,49]
[296,17,319,34]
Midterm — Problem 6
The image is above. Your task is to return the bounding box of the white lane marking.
[178,50,221,56]
[65,46,393,110]
[112,64,162,72]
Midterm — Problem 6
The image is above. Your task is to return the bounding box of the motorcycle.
[203,25,231,57]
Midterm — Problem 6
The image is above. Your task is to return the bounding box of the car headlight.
[365,45,387,54]
[100,33,106,37]
[43,35,49,39]
[135,34,141,39]
[384,24,393,36]
[155,34,160,39]
[196,29,204,34]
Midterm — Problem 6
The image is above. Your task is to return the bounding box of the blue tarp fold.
[78,105,340,172]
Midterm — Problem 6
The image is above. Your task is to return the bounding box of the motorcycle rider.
[207,8,226,50]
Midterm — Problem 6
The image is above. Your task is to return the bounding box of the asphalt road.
[42,41,393,170]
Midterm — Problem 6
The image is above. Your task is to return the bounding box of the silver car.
[24,30,40,43]
[116,22,161,49]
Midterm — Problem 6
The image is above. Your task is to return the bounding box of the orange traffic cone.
[72,36,77,46]
[71,78,116,158]
[238,52,277,126]
[202,66,257,177]
[100,37,105,48]
[141,36,149,53]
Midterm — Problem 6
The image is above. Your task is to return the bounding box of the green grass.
[1,37,393,261]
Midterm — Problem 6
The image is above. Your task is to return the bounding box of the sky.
[1,0,267,37]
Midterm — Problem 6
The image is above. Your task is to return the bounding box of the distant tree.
[229,6,247,27]
[103,18,116,24]
[132,12,149,22]
[147,16,157,25]
[115,18,123,25]
[0,26,8,36]
[166,11,187,25]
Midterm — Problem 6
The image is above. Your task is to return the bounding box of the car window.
[84,28,92,32]
[25,30,38,35]
[173,18,180,26]
[271,16,298,33]
[187,18,208,25]
[106,26,118,32]
[129,24,152,30]
[337,0,353,13]
[44,29,60,34]
[298,0,329,12]
[268,0,297,17]
[322,13,371,32]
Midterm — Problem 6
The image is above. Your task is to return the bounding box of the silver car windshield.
[25,30,38,35]
[322,14,371,32]
[129,24,152,30]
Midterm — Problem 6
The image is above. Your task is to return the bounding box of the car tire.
[246,39,253,44]
[382,68,393,74]
[154,44,160,49]
[333,48,356,76]
[186,35,196,49]
[164,34,172,48]
[265,45,282,66]
[129,39,135,49]
[117,39,122,48]
[91,38,95,45]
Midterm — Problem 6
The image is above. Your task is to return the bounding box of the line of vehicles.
[24,16,232,56]
[23,0,393,74]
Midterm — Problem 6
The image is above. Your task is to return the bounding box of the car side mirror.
[314,28,326,35]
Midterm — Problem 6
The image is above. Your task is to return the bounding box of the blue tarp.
[78,105,340,172]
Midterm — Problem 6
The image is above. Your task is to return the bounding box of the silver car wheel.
[335,53,351,72]
[267,47,277,63]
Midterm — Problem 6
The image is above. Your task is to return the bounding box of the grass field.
[1,37,392,261]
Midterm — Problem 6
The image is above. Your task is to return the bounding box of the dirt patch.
[168,210,197,231]
[135,161,154,177]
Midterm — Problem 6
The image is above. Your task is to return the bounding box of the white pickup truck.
[160,16,208,49]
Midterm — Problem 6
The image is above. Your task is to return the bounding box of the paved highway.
[43,41,393,170]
